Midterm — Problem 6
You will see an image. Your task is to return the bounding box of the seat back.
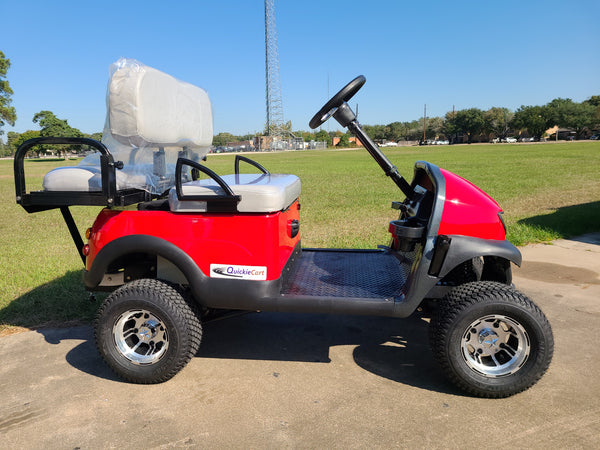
[43,59,214,195]
[105,58,212,151]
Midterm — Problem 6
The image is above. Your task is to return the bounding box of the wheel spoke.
[130,314,145,328]
[504,343,517,356]
[490,353,501,367]
[122,327,137,340]
[129,340,143,354]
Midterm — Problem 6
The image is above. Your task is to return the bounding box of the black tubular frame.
[14,137,150,266]
[175,158,241,211]
[234,154,269,176]
[60,206,86,265]
[14,137,149,213]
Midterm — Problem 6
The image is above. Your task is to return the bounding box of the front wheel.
[94,279,202,384]
[430,282,553,398]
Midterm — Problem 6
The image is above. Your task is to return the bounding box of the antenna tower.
[264,0,284,137]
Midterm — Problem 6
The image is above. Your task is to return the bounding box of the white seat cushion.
[42,165,147,192]
[168,173,301,213]
[108,58,213,150]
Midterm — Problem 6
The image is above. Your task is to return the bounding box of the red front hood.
[437,168,505,240]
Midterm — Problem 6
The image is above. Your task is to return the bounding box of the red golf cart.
[14,60,553,397]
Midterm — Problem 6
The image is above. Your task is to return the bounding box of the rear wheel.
[94,279,202,383]
[430,281,553,398]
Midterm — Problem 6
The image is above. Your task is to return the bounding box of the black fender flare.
[84,234,206,291]
[437,235,522,279]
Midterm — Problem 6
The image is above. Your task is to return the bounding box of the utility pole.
[423,104,427,143]
[452,105,455,144]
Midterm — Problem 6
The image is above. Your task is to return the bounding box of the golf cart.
[14,59,553,397]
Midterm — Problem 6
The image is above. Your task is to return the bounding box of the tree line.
[329,97,599,147]
[216,96,599,149]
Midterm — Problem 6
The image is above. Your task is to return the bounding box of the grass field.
[1,141,598,332]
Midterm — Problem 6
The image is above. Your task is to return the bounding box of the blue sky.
[3,0,599,137]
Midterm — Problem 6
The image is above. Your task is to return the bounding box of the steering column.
[309,75,415,200]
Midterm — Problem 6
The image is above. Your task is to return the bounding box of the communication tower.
[264,0,284,137]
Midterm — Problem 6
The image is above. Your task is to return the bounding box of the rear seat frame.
[14,136,151,213]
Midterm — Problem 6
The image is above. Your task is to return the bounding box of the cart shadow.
[32,307,460,394]
[199,311,460,395]
[35,326,123,382]
[517,201,600,241]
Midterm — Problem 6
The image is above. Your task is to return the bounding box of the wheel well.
[103,252,189,287]
[106,252,156,283]
[421,256,513,315]
[441,256,512,286]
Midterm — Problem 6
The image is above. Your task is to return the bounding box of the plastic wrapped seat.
[42,58,213,195]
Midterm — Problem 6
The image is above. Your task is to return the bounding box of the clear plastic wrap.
[44,58,213,195]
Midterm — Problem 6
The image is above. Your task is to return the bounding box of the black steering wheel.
[309,75,366,129]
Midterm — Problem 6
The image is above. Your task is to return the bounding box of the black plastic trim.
[428,235,451,276]
[437,235,522,279]
[390,161,448,317]
[289,219,300,238]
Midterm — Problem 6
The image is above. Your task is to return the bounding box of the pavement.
[1,234,599,449]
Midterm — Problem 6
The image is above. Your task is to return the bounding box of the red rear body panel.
[438,168,505,240]
[86,200,301,281]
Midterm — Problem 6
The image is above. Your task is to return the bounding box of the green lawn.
[1,141,599,331]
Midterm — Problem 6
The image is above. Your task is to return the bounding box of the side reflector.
[82,244,90,256]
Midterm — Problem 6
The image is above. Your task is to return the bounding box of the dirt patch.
[0,319,88,338]
[0,326,31,337]
[515,261,600,285]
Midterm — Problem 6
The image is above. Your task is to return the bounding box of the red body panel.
[86,200,301,281]
[438,168,505,240]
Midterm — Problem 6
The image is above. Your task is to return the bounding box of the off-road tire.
[94,279,202,384]
[430,281,553,398]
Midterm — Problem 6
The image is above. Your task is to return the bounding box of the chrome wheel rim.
[113,309,169,365]
[461,314,530,377]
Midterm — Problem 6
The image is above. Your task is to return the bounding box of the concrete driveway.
[1,235,599,449]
